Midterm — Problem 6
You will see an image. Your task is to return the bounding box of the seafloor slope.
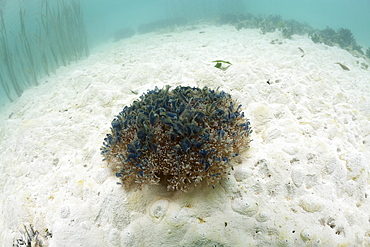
[1,25,370,246]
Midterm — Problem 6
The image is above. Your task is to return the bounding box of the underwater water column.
[164,0,245,21]
[0,14,23,101]
[0,0,89,103]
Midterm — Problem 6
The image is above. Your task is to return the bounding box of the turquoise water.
[246,0,370,47]
[81,0,370,47]
[0,0,369,107]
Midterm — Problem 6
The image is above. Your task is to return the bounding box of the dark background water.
[0,0,369,107]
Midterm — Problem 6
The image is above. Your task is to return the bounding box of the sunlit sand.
[1,25,370,246]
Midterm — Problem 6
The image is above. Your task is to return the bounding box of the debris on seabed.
[13,223,52,247]
[335,62,350,71]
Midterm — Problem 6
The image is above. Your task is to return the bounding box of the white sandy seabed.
[0,25,370,246]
